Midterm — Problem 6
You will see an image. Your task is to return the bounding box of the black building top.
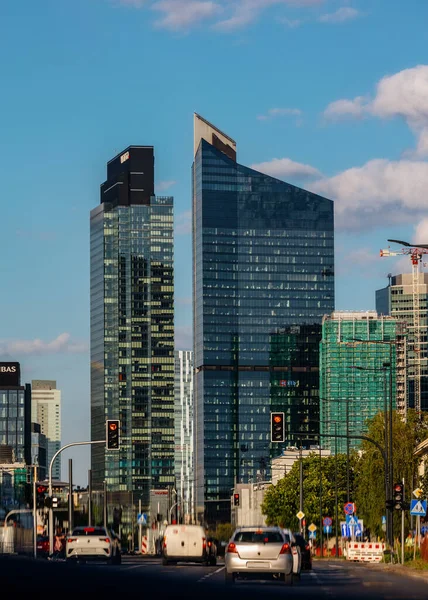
[101,146,155,207]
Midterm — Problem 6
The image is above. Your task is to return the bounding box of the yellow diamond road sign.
[296,511,305,520]
[308,523,317,532]
[413,488,423,499]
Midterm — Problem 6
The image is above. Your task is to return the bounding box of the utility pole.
[88,469,92,526]
[32,464,37,559]
[334,422,339,559]
[401,477,405,565]
[299,440,303,534]
[68,459,73,533]
[103,481,107,529]
[139,497,142,554]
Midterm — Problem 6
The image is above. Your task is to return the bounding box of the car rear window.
[72,527,107,536]
[234,531,284,543]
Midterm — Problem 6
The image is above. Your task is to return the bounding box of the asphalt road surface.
[2,555,428,600]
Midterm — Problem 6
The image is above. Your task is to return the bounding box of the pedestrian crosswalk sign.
[410,500,427,516]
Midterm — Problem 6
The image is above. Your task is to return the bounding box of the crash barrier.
[345,541,385,562]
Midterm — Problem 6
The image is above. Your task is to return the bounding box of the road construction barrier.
[345,541,385,562]
[141,535,148,554]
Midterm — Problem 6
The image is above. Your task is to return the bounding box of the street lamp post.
[347,338,396,549]
[350,364,390,546]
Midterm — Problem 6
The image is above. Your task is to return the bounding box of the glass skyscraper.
[192,114,334,523]
[90,146,174,511]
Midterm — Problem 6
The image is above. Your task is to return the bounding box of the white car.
[282,528,301,578]
[225,526,294,586]
[66,526,121,564]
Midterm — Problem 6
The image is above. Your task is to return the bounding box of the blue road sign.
[323,525,332,534]
[137,513,147,525]
[341,523,350,537]
[421,526,428,536]
[309,531,316,539]
[382,515,386,525]
[410,500,427,516]
[346,515,359,526]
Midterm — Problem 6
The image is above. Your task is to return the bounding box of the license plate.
[246,561,270,569]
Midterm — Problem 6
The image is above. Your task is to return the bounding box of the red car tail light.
[280,543,291,555]
[226,542,238,554]
[99,538,110,543]
[163,537,167,550]
[202,537,206,550]
[67,538,77,543]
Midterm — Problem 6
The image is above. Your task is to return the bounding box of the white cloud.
[323,65,428,156]
[251,157,322,179]
[157,180,177,192]
[0,333,88,356]
[318,6,360,23]
[152,0,221,30]
[278,17,302,28]
[257,107,302,121]
[175,210,191,235]
[311,158,428,231]
[413,219,428,246]
[323,96,367,120]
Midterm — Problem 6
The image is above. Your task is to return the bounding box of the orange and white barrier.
[141,535,148,554]
[345,541,385,562]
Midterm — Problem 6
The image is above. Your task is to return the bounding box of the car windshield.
[234,531,283,543]
[71,527,107,536]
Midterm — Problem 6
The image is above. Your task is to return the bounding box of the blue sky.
[1,0,428,485]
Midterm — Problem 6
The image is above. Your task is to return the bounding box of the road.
[2,555,428,599]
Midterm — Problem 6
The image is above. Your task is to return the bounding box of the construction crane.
[380,238,428,413]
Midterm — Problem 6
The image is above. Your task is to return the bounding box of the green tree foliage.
[354,409,428,539]
[261,453,356,531]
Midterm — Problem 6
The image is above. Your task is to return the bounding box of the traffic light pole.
[48,440,106,556]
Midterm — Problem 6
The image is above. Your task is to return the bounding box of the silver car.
[225,526,294,586]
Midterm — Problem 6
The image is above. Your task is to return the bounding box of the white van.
[162,524,216,565]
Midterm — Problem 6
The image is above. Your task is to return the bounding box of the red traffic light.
[37,485,47,494]
[394,483,403,492]
[108,422,118,431]
[273,415,282,424]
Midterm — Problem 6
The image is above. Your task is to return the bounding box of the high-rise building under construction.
[320,311,407,454]
[376,273,428,412]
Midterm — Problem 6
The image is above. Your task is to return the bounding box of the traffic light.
[233,493,240,507]
[270,412,285,442]
[36,485,47,509]
[393,482,404,510]
[106,419,120,450]
[52,497,58,509]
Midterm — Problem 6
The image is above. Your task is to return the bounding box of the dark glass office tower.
[90,146,174,510]
[192,114,334,523]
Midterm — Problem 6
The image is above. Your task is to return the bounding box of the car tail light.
[67,538,77,543]
[202,537,206,550]
[305,544,310,550]
[208,541,212,547]
[226,542,238,554]
[99,538,110,543]
[280,543,291,555]
[163,537,167,550]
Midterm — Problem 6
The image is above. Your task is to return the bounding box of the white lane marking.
[198,566,225,582]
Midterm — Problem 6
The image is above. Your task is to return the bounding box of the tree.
[261,452,356,532]
[354,409,428,538]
